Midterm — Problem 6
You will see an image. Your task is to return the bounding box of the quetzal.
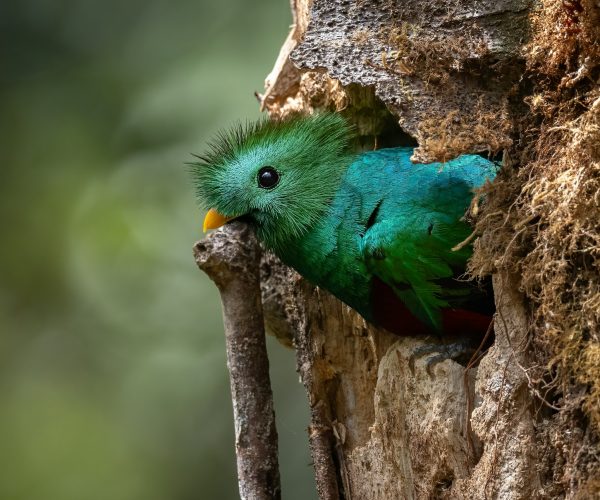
[192,113,497,337]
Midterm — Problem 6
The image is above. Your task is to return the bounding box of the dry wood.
[194,223,280,500]
[192,0,599,497]
[254,0,599,497]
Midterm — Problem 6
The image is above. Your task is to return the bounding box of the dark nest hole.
[343,90,498,365]
[336,84,417,151]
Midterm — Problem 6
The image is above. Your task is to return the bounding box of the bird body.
[193,114,497,336]
[274,147,496,335]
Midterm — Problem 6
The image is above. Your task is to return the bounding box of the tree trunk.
[200,0,600,497]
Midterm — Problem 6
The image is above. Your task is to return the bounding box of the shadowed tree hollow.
[195,0,600,498]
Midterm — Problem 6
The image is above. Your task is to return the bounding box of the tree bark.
[194,223,281,500]
[197,0,600,498]
[258,0,600,498]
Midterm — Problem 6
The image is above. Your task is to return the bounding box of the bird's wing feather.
[360,201,473,331]
[343,147,497,331]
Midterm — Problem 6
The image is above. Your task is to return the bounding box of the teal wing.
[349,148,498,330]
[361,209,473,331]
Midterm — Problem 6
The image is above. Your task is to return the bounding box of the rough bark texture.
[197,0,600,498]
[262,0,529,162]
[258,0,600,498]
[194,223,281,500]
[260,254,542,498]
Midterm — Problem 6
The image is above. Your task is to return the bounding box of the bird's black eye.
[257,166,280,189]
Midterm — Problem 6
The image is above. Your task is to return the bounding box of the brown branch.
[292,294,341,499]
[194,222,281,500]
[259,253,341,499]
[305,393,341,499]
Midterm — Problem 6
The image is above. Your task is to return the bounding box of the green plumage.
[192,114,497,333]
[193,114,354,249]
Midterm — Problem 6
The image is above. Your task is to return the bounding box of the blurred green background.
[0,1,315,498]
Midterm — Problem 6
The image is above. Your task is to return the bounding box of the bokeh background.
[1,1,316,498]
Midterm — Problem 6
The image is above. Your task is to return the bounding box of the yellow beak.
[203,208,235,232]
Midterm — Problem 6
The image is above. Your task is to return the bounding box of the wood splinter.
[194,222,281,500]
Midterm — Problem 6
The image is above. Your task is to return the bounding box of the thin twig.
[296,341,341,498]
[194,222,281,500]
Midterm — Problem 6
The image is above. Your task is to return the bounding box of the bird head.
[191,113,354,250]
